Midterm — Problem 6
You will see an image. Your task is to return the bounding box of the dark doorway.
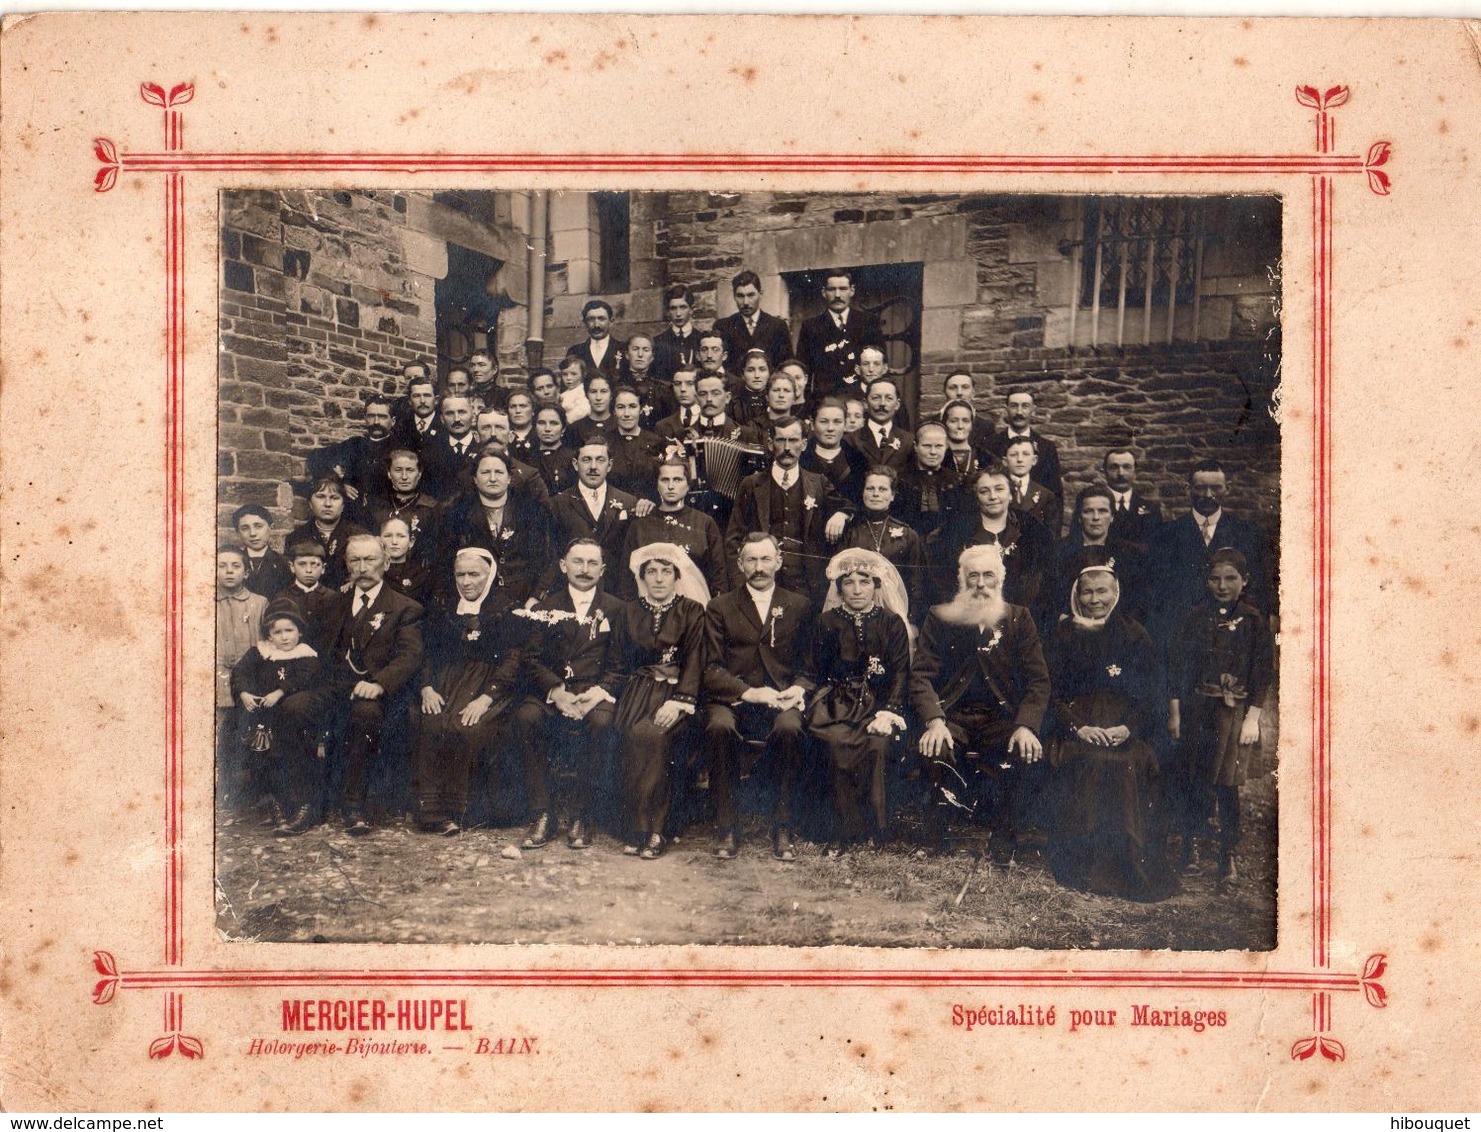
[783,262,924,424]
[434,243,511,379]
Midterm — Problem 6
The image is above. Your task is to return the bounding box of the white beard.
[935,588,1006,632]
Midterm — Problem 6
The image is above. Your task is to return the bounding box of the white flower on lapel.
[563,663,575,680]
[401,576,413,587]
[977,626,1004,654]
[887,437,901,451]
[1106,664,1122,677]
[369,613,385,632]
[865,655,886,679]
[889,525,906,540]
[660,646,678,665]
[466,628,481,641]
[500,527,516,541]
[1136,504,1149,516]
[802,496,817,511]
[1030,490,1041,504]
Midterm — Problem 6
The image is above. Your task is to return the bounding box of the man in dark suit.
[508,538,625,851]
[540,437,641,599]
[910,543,1051,862]
[703,532,816,860]
[1103,447,1164,547]
[795,269,886,402]
[1148,458,1275,643]
[714,270,793,376]
[306,397,399,524]
[617,334,677,429]
[392,373,442,453]
[847,376,915,473]
[565,299,626,379]
[276,534,424,836]
[418,395,481,501]
[986,390,1064,504]
[653,368,703,442]
[651,284,701,382]
[725,416,850,600]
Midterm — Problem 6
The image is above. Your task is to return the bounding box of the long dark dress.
[1044,612,1176,901]
[605,595,706,840]
[807,605,912,840]
[409,594,521,826]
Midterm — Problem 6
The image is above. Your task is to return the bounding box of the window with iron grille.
[1079,197,1204,310]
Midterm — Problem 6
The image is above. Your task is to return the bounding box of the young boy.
[230,600,324,833]
[233,504,293,598]
[271,539,342,655]
[1001,435,1063,546]
[216,546,268,814]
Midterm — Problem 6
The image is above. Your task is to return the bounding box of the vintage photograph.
[214,188,1281,949]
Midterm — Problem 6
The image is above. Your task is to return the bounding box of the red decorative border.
[91,82,1392,1064]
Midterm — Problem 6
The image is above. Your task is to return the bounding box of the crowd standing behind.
[218,268,1277,896]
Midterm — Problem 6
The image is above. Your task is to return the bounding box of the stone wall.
[218,190,439,536]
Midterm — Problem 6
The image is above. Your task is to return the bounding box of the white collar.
[352,581,384,609]
[579,482,608,512]
[746,583,775,614]
[771,463,798,490]
[256,641,318,660]
[568,585,597,614]
[1198,508,1223,529]
[1007,426,1031,438]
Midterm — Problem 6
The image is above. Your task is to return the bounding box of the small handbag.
[244,721,273,753]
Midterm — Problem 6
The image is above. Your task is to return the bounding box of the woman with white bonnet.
[410,547,521,836]
[808,549,913,854]
[605,542,709,859]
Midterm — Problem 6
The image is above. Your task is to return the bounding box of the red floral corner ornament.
[92,138,119,193]
[140,82,194,108]
[1359,953,1390,1008]
[1295,84,1350,111]
[1364,141,1393,197]
[149,1033,205,1060]
[91,950,121,1004]
[1291,1034,1347,1062]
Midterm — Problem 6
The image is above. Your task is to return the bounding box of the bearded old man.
[910,543,1051,864]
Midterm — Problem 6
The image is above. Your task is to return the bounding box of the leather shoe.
[773,827,795,862]
[259,798,286,829]
[522,812,552,849]
[639,833,665,860]
[713,829,736,860]
[567,820,590,850]
[440,820,461,837]
[345,811,371,837]
[273,805,316,837]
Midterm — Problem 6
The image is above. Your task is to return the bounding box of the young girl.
[380,516,431,608]
[230,600,322,832]
[1168,547,1273,883]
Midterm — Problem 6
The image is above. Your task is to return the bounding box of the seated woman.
[606,542,708,859]
[1043,554,1175,901]
[410,548,521,835]
[807,550,912,854]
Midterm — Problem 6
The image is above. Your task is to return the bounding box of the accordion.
[690,436,766,500]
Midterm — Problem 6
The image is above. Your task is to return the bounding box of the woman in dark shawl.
[1043,555,1176,901]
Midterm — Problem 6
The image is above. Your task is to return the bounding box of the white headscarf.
[453,547,498,615]
[821,549,910,625]
[1068,563,1120,630]
[629,541,710,607]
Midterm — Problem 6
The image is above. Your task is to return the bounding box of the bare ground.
[215,772,1276,951]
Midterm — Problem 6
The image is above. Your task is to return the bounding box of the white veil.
[821,549,910,625]
[628,541,711,607]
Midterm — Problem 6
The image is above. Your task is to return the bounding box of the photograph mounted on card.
[1,14,1476,1113]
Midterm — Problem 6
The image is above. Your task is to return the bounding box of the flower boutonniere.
[660,645,678,666]
[1030,490,1041,505]
[887,436,901,451]
[563,663,575,680]
[865,655,886,679]
[466,628,481,642]
[401,576,413,587]
[369,612,386,632]
[500,527,516,541]
[802,495,817,511]
[276,666,287,682]
[1224,615,1244,632]
[1106,664,1122,678]
[977,626,1004,654]
[1000,541,1017,559]
[888,525,906,540]
[1136,504,1149,516]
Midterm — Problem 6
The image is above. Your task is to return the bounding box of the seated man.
[703,533,816,861]
[275,534,424,836]
[509,538,625,851]
[910,544,1051,864]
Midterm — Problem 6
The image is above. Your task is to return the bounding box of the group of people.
[216,268,1277,898]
